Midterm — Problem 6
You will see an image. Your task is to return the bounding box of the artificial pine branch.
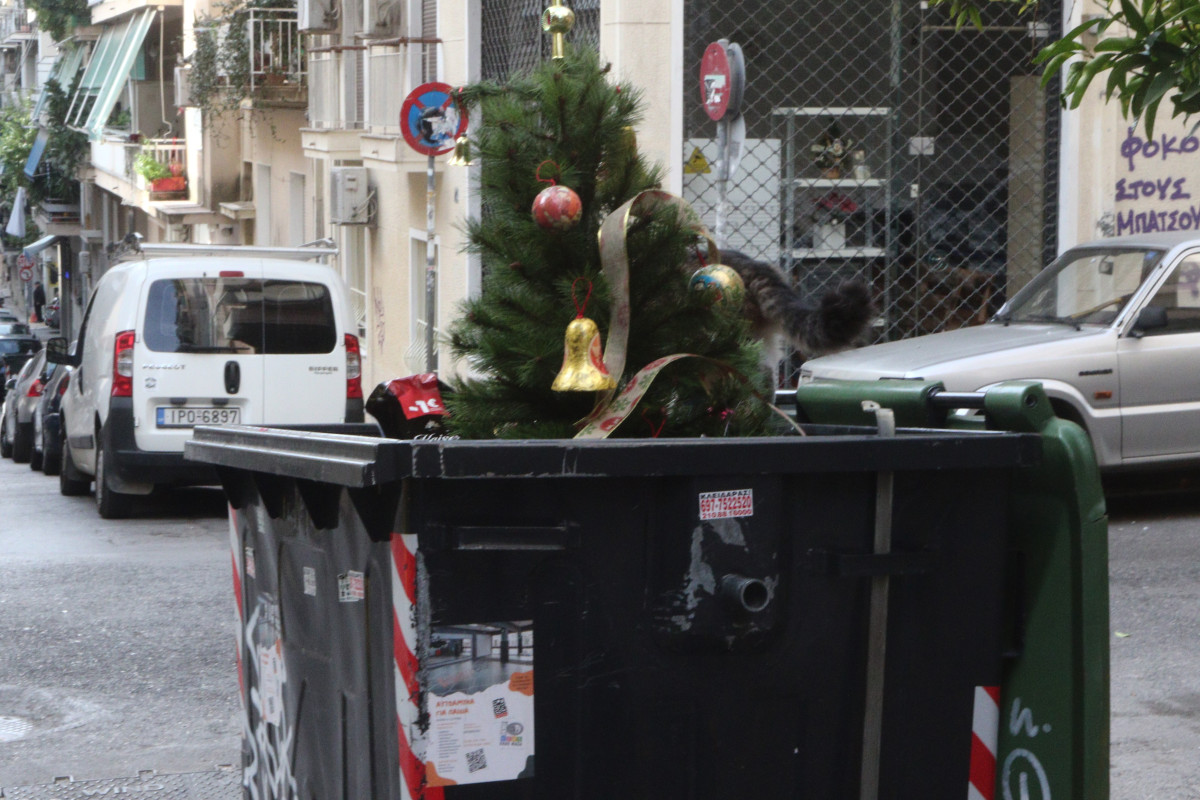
[445,46,773,439]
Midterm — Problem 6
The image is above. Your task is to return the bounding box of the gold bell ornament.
[447,135,474,167]
[552,279,617,392]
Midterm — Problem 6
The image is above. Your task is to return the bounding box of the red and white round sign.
[700,42,732,121]
[18,266,32,282]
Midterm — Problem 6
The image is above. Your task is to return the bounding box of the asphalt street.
[0,462,240,790]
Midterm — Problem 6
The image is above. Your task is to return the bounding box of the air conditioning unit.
[174,66,193,107]
[330,167,369,225]
[364,0,403,35]
[299,0,339,33]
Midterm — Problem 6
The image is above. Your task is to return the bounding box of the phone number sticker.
[699,488,754,520]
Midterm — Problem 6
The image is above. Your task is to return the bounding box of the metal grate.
[683,0,1061,386]
[480,0,599,82]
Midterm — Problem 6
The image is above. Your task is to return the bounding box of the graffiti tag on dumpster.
[1001,698,1052,800]
[243,599,298,800]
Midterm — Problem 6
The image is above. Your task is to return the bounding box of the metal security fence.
[481,0,599,82]
[683,0,1061,386]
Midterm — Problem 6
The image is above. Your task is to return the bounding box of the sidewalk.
[1,280,53,340]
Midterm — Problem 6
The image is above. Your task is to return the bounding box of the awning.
[31,43,88,124]
[22,234,60,258]
[23,129,49,179]
[64,8,155,140]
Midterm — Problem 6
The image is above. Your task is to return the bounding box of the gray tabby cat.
[719,249,874,368]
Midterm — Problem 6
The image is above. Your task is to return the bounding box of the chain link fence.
[482,0,599,82]
[684,0,1062,385]
[479,0,1061,387]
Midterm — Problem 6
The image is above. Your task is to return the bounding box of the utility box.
[186,380,1108,800]
[331,167,370,225]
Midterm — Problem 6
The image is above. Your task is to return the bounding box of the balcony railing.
[0,6,34,43]
[308,46,364,130]
[134,137,187,194]
[248,8,306,91]
[366,44,404,135]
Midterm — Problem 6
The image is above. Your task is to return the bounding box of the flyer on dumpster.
[425,621,534,786]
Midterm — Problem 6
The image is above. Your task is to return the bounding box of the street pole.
[425,154,437,373]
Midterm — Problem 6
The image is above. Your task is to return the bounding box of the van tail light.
[58,376,69,395]
[345,334,363,400]
[112,330,135,397]
[26,379,43,397]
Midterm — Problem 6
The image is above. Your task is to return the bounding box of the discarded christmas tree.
[444,47,775,439]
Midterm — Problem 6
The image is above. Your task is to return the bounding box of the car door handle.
[225,361,241,395]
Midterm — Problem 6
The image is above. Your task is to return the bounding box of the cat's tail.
[780,278,874,357]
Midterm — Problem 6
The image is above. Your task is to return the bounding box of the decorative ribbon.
[596,190,719,391]
[574,353,804,439]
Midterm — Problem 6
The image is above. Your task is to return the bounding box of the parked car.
[0,349,54,463]
[800,231,1200,472]
[0,336,41,403]
[0,309,19,323]
[32,363,71,474]
[45,296,60,330]
[47,254,364,519]
[0,322,32,336]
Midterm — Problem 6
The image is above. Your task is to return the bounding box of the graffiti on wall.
[1114,127,1200,236]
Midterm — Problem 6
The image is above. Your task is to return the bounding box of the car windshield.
[1001,247,1165,327]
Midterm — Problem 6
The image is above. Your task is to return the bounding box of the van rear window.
[144,278,337,354]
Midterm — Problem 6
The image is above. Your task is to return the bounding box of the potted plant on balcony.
[134,151,186,194]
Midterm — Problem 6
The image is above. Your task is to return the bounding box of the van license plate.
[156,407,241,427]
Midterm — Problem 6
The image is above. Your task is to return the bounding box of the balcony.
[132,138,187,198]
[308,46,364,130]
[246,8,306,106]
[366,43,404,135]
[0,5,35,45]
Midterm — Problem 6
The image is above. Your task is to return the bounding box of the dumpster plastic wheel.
[59,431,90,496]
[95,442,132,519]
[11,421,32,463]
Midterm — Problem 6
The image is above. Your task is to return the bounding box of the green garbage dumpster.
[185,379,1107,800]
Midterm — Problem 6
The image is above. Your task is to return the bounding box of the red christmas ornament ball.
[532,185,583,230]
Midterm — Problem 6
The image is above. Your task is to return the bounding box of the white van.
[46,252,364,518]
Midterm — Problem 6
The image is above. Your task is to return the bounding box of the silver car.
[801,231,1200,471]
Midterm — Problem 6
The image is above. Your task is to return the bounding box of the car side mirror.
[5,378,15,392]
[45,337,79,367]
[1132,305,1169,337]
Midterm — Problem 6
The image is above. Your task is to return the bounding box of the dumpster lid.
[185,424,1042,489]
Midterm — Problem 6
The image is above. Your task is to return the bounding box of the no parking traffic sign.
[400,82,469,157]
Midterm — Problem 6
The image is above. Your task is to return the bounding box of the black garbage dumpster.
[186,380,1103,800]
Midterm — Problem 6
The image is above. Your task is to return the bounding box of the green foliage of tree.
[444,47,775,440]
[0,98,39,247]
[26,0,89,43]
[37,79,88,204]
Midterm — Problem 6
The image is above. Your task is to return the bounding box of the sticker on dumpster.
[258,640,285,726]
[425,622,534,786]
[339,571,365,602]
[303,567,317,597]
[699,488,754,520]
